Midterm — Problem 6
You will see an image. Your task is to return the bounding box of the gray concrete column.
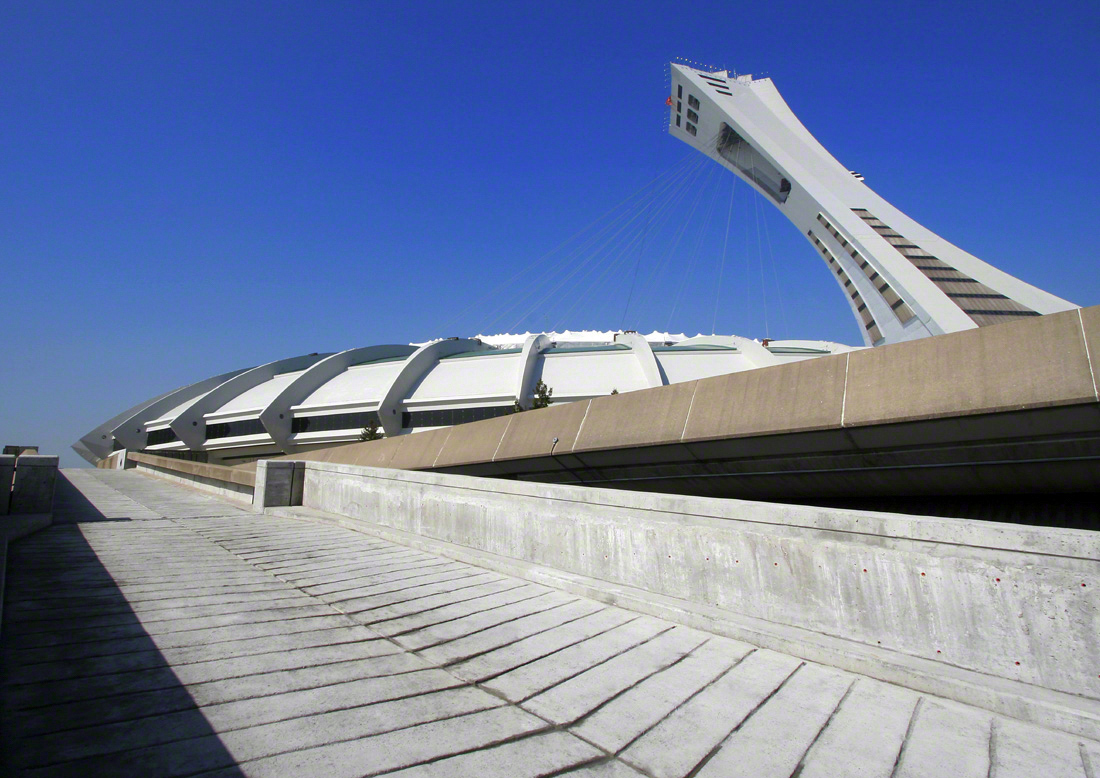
[10,455,58,515]
[0,455,14,515]
[253,460,304,511]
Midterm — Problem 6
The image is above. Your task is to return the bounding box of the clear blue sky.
[3,1,1097,467]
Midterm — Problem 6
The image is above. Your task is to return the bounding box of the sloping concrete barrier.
[128,452,255,505]
[279,306,1100,501]
[258,460,1100,738]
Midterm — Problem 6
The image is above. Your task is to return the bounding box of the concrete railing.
[277,306,1100,493]
[253,458,1100,738]
[2,455,58,516]
[127,452,255,504]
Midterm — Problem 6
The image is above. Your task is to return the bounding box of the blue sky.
[3,1,1098,467]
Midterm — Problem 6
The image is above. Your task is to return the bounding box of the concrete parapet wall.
[129,452,254,505]
[9,456,58,515]
[278,307,1100,499]
[294,460,1100,736]
[0,455,13,515]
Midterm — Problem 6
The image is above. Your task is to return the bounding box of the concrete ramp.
[2,470,1097,776]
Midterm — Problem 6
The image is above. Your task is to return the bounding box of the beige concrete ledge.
[574,379,698,451]
[494,398,591,460]
[128,452,256,488]
[843,308,1096,427]
[276,306,1100,483]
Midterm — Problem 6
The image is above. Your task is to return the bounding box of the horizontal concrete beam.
[277,307,1100,502]
[293,460,1100,738]
[128,452,256,505]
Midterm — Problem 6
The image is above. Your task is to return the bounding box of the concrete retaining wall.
[294,460,1100,736]
[280,306,1100,481]
[128,452,255,505]
[8,456,58,515]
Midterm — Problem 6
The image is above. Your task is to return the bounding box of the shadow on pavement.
[0,484,246,776]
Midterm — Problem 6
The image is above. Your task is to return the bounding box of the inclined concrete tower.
[668,63,1077,346]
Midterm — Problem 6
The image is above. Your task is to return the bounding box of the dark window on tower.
[677,84,682,98]
[686,122,697,136]
[688,94,700,110]
[686,109,699,123]
[676,101,681,112]
[675,114,681,127]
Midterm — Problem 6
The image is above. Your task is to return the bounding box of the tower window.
[676,114,681,127]
[687,109,699,123]
[677,85,682,98]
[686,122,697,136]
[688,94,700,110]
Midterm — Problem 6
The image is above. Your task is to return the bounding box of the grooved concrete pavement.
[2,469,1096,777]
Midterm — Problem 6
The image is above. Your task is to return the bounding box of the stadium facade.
[74,332,855,465]
[74,64,1077,465]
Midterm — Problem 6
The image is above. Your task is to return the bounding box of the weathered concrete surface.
[272,306,1100,502]
[843,308,1096,426]
[128,452,256,488]
[9,455,58,515]
[0,454,14,515]
[129,452,255,505]
[574,379,698,451]
[682,355,847,441]
[494,396,591,460]
[2,469,1097,777]
[433,414,512,468]
[298,461,1100,737]
[1083,306,1100,394]
[387,426,452,471]
[252,461,303,510]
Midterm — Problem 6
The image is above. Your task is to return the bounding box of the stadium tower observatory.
[669,63,1077,347]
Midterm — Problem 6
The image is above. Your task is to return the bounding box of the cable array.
[442,138,794,340]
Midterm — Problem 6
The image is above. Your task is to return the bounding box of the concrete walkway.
[2,470,1096,777]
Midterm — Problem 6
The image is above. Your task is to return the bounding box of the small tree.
[359,422,383,441]
[531,379,553,409]
[514,380,554,412]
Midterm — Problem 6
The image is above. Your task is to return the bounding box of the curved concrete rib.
[77,385,186,463]
[677,334,774,368]
[614,332,664,389]
[108,367,253,455]
[170,353,332,450]
[378,339,488,437]
[259,345,417,452]
[514,334,551,409]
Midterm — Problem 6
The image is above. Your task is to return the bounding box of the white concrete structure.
[669,64,1078,346]
[75,330,855,464]
[75,65,1083,465]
